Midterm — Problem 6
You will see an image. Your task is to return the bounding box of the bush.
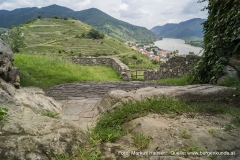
[191,0,240,83]
[87,28,104,39]
[131,55,137,60]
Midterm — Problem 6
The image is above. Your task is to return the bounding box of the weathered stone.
[0,108,79,159]
[0,77,16,96]
[0,39,20,88]
[96,84,236,113]
[144,70,158,81]
[14,87,63,114]
[146,55,201,80]
[217,65,240,85]
[0,84,83,159]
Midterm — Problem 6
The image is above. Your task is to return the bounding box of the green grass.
[157,75,191,86]
[93,97,240,142]
[217,76,240,96]
[208,129,218,135]
[2,18,158,70]
[181,130,192,139]
[40,110,60,119]
[132,133,151,149]
[14,54,121,88]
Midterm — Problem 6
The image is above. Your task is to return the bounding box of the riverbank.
[154,38,203,55]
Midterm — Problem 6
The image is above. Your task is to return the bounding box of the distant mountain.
[0,4,157,43]
[151,18,206,39]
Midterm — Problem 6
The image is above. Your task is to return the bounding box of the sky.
[0,0,208,29]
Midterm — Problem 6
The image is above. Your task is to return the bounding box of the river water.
[154,38,203,56]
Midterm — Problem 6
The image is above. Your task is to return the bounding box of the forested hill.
[0,4,157,43]
[151,18,206,39]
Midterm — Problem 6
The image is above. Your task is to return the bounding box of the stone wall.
[158,55,201,79]
[144,55,201,80]
[144,70,158,81]
[67,57,132,81]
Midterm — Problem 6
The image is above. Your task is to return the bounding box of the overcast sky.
[0,0,208,29]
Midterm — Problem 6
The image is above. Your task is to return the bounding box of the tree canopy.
[87,28,105,39]
[191,0,240,83]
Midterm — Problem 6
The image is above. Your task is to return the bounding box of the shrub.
[0,107,8,122]
[87,28,104,39]
[131,55,137,60]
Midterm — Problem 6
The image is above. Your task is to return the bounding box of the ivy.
[191,0,240,83]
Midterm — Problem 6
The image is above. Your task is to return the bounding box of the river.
[154,38,203,56]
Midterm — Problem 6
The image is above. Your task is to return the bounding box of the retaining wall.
[144,55,201,80]
[67,57,132,81]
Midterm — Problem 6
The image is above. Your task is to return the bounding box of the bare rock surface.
[97,84,236,113]
[102,114,240,160]
[0,39,20,88]
[0,84,82,159]
[1,79,239,159]
[14,87,63,114]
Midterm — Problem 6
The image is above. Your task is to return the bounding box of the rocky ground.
[46,82,240,160]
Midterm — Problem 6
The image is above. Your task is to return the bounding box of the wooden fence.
[131,69,146,80]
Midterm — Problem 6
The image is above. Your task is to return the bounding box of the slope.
[151,18,206,39]
[1,18,158,69]
[2,18,133,56]
[0,4,157,43]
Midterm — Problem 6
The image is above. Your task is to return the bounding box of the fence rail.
[131,69,146,80]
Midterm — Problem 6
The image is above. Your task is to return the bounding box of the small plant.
[76,143,105,160]
[131,55,137,60]
[40,110,59,119]
[224,124,233,132]
[183,142,202,153]
[0,107,8,123]
[132,133,151,149]
[0,107,8,121]
[181,130,191,139]
[85,150,105,160]
[231,115,240,126]
[208,129,218,135]
[83,127,101,147]
[52,153,69,160]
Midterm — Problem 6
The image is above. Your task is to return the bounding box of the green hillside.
[1,18,158,69]
[0,5,157,43]
[151,18,205,39]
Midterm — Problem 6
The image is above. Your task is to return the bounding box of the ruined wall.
[67,57,131,81]
[144,55,201,80]
[144,70,158,81]
[158,55,201,79]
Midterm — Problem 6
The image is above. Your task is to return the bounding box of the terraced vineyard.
[2,18,158,69]
[18,18,134,57]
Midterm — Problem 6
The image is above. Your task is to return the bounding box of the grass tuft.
[132,133,151,149]
[40,110,59,119]
[0,107,9,124]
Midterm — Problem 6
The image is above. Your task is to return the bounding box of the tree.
[87,28,104,39]
[191,0,240,83]
[1,27,25,52]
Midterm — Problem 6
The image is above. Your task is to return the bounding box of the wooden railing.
[131,69,146,80]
